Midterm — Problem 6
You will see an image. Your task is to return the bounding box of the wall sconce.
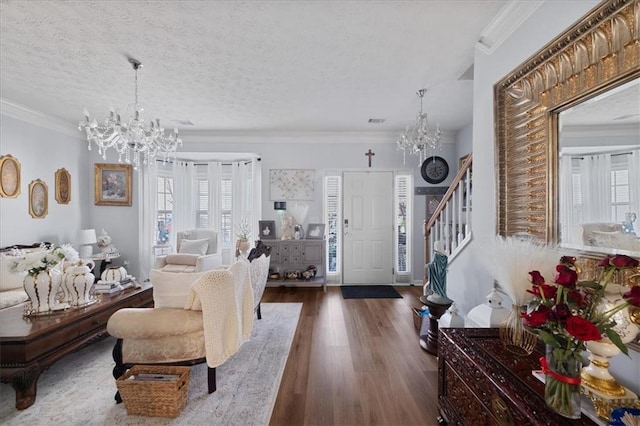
[274,201,287,211]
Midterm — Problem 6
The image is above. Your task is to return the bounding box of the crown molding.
[178,129,456,145]
[1,98,81,139]
[476,1,544,54]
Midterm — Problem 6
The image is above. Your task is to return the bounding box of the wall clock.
[421,156,449,184]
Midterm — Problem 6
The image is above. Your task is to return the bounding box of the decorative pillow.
[165,253,199,266]
[179,238,209,256]
[0,255,26,291]
[150,269,204,309]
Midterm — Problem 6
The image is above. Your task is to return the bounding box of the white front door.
[342,171,394,284]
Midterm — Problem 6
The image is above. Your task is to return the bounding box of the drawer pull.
[491,395,514,426]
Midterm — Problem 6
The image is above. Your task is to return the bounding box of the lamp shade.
[77,229,97,245]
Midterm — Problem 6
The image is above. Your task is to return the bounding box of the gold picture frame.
[94,163,132,206]
[54,168,71,204]
[0,154,21,198]
[29,179,48,219]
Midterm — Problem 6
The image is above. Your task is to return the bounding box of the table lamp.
[77,229,97,258]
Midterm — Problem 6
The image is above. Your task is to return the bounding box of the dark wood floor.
[262,285,441,426]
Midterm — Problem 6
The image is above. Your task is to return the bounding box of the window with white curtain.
[156,175,173,245]
[395,174,412,277]
[324,175,341,274]
[610,153,630,222]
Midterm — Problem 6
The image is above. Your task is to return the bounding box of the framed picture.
[258,220,276,240]
[94,163,132,206]
[306,223,325,239]
[55,168,71,204]
[0,154,21,198]
[270,169,315,200]
[28,179,48,219]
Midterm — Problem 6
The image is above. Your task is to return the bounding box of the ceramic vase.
[544,344,582,419]
[101,266,127,282]
[237,239,251,258]
[63,260,95,307]
[23,266,63,313]
[498,304,537,356]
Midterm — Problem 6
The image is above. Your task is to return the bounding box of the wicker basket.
[116,365,190,418]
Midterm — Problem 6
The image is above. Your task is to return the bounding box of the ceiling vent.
[368,118,385,123]
[613,114,639,121]
[175,120,194,126]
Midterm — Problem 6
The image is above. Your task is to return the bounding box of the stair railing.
[423,154,473,271]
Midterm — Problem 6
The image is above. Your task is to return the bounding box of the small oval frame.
[0,154,21,198]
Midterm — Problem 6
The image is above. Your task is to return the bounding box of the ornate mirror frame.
[496,0,639,243]
[495,0,640,348]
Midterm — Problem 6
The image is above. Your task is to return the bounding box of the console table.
[0,282,153,409]
[438,328,597,425]
[264,239,326,291]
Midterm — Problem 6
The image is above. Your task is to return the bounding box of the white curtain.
[580,154,611,222]
[207,162,222,254]
[559,155,575,243]
[251,158,262,241]
[138,164,158,282]
[231,161,251,246]
[629,150,640,216]
[172,161,197,237]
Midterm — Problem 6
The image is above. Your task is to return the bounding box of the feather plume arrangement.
[482,236,560,305]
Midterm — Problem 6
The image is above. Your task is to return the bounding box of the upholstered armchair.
[106,259,254,398]
[154,229,222,272]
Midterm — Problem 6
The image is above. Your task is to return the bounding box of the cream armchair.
[155,229,222,272]
[106,259,253,399]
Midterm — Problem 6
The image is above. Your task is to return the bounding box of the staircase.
[423,154,473,271]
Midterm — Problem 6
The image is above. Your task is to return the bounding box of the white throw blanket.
[185,259,254,368]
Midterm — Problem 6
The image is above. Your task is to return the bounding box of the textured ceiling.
[0,0,510,136]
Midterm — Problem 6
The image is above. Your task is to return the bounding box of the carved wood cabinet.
[438,328,596,426]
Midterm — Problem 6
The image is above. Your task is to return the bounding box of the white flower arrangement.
[481,235,560,305]
[11,244,72,277]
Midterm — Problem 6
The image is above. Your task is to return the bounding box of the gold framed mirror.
[495,0,640,348]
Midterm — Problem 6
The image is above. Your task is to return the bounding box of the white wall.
[0,114,88,247]
[448,0,638,394]
[182,132,459,283]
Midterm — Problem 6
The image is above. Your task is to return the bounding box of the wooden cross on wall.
[365,149,375,167]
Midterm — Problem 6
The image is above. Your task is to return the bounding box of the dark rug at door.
[341,285,403,299]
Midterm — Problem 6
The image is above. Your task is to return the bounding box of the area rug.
[0,302,302,425]
[341,285,402,299]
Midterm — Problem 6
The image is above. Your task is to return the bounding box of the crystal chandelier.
[396,89,443,165]
[79,57,182,170]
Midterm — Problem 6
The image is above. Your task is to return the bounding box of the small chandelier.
[396,88,443,165]
[79,57,182,170]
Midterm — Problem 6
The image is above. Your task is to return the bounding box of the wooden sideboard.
[438,328,596,425]
[0,282,153,409]
[263,239,326,291]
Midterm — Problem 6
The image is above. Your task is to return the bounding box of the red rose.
[623,286,640,307]
[560,256,577,266]
[610,255,639,268]
[529,271,545,285]
[552,303,570,321]
[566,316,601,341]
[555,264,577,287]
[598,256,613,268]
[527,284,557,300]
[522,305,550,327]
[567,290,584,306]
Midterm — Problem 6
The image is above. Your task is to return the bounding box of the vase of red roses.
[522,254,640,419]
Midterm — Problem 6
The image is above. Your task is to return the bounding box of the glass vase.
[499,304,537,356]
[544,344,582,419]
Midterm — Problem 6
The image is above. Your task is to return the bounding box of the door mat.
[341,285,403,299]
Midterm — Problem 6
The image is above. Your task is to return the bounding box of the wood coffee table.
[0,282,153,410]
